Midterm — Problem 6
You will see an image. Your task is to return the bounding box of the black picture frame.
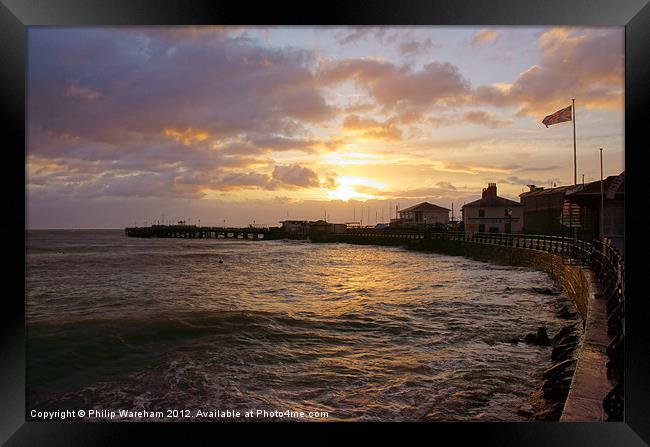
[2,0,649,444]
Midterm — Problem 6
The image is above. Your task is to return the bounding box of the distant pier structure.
[125,223,288,240]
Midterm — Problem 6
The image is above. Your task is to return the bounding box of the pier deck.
[124,225,289,240]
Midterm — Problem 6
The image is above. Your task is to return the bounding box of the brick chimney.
[482,183,497,198]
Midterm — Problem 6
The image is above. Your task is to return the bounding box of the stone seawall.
[322,234,610,421]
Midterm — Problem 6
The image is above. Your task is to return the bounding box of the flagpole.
[572,98,577,186]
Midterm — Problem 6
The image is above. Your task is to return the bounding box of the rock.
[523,327,550,345]
[531,403,564,421]
[536,327,550,345]
[542,359,576,380]
[532,287,561,296]
[524,333,538,344]
[552,324,578,346]
[542,376,572,401]
[517,404,534,417]
[557,305,576,319]
[555,333,580,348]
[551,342,577,363]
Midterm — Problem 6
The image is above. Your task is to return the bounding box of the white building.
[462,183,524,233]
[394,202,451,228]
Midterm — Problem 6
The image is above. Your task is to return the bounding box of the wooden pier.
[124,224,289,240]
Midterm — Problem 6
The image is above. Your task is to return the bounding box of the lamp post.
[600,148,604,241]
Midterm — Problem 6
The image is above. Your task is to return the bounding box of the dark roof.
[519,185,578,198]
[398,202,451,213]
[519,171,625,199]
[567,172,625,196]
[462,195,523,208]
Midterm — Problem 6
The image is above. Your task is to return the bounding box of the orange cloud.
[471,30,499,46]
[342,114,402,140]
[163,128,210,145]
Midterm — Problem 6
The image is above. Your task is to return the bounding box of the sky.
[27,26,624,228]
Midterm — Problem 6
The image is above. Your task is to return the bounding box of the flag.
[542,105,572,127]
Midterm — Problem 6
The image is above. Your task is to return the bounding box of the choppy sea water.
[26,230,578,421]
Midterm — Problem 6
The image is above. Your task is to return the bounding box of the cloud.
[29,28,334,147]
[27,28,339,199]
[517,165,560,172]
[334,27,399,46]
[27,26,623,209]
[272,164,320,188]
[163,127,210,145]
[217,171,273,191]
[498,175,561,187]
[462,110,513,128]
[472,28,623,116]
[471,30,500,46]
[342,114,402,140]
[66,80,102,100]
[247,135,320,153]
[399,38,436,55]
[318,59,470,110]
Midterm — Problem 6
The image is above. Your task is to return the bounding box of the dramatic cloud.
[472,28,624,116]
[28,28,338,199]
[26,26,624,228]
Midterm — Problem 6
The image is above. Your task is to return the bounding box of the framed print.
[2,0,649,445]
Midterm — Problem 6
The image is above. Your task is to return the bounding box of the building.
[565,172,624,252]
[519,184,580,235]
[462,183,524,233]
[391,202,450,228]
[280,220,309,236]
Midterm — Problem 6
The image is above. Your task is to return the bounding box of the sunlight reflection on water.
[26,230,578,421]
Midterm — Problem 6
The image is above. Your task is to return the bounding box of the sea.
[25,229,578,421]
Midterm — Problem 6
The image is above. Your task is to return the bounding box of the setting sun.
[327,176,385,201]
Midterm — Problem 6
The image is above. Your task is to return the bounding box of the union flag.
[542,105,572,127]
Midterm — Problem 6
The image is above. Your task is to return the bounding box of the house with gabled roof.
[393,202,450,228]
[462,183,524,233]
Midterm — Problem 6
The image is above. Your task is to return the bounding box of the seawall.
[320,234,612,421]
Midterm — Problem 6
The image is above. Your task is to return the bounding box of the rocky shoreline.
[514,289,583,421]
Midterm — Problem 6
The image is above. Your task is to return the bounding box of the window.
[478,224,485,232]
[504,209,511,217]
[478,209,485,217]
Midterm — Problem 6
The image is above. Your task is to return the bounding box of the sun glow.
[322,151,384,166]
[327,176,385,201]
